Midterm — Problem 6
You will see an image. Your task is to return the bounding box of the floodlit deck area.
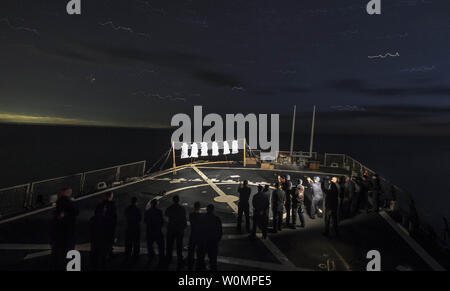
[0,165,443,271]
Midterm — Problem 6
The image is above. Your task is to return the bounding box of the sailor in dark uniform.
[283,175,293,227]
[90,204,109,270]
[165,195,187,270]
[324,177,340,237]
[197,204,222,271]
[251,185,270,239]
[343,176,356,218]
[144,199,165,266]
[187,201,203,271]
[50,188,79,270]
[263,184,271,229]
[95,192,117,259]
[124,197,142,262]
[357,175,370,213]
[237,180,251,233]
[369,174,381,213]
[291,179,305,228]
[271,182,286,233]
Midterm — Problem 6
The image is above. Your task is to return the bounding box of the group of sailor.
[50,190,223,271]
[236,176,307,239]
[236,172,385,239]
[49,171,384,271]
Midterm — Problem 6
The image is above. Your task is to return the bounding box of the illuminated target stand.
[171,139,247,174]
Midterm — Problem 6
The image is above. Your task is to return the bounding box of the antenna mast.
[309,105,316,157]
[289,105,296,156]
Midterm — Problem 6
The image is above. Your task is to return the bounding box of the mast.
[309,105,316,157]
[172,141,177,175]
[243,138,247,167]
[289,105,296,156]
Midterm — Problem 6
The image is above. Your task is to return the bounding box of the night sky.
[1,0,450,135]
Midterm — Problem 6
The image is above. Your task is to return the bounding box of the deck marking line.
[0,243,51,250]
[260,237,297,268]
[191,165,238,213]
[217,255,310,271]
[195,166,349,177]
[380,211,445,271]
[222,234,253,240]
[328,243,351,271]
[24,250,51,260]
[21,243,90,260]
[188,222,236,228]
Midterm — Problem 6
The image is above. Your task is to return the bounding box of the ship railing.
[0,160,146,220]
[273,151,347,169]
[0,184,30,219]
[274,151,318,158]
[323,153,346,168]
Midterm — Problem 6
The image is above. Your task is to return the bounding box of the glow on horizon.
[0,112,168,128]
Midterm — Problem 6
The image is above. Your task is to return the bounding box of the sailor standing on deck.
[369,174,381,213]
[250,185,270,240]
[124,197,142,263]
[343,176,356,218]
[90,204,109,270]
[197,204,222,271]
[95,192,117,259]
[144,199,165,266]
[187,201,203,271]
[261,186,270,235]
[291,179,306,228]
[357,175,370,213]
[324,177,340,237]
[283,175,293,227]
[236,180,251,233]
[271,182,286,233]
[50,188,79,270]
[307,177,323,219]
[165,195,187,270]
[335,177,343,219]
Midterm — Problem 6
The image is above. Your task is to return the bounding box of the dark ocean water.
[0,124,171,188]
[0,124,448,231]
